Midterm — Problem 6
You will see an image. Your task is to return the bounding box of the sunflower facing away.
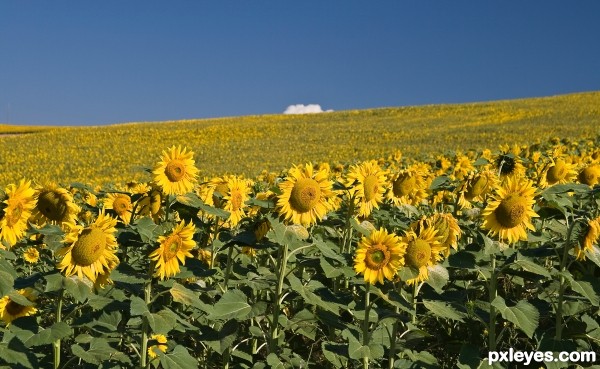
[56,211,119,282]
[578,164,600,187]
[153,146,199,195]
[537,157,577,188]
[148,334,168,359]
[104,192,133,224]
[354,228,406,285]
[574,217,600,261]
[346,161,388,218]
[481,177,538,244]
[31,183,79,227]
[456,170,498,209]
[0,180,36,248]
[0,288,37,325]
[276,163,334,226]
[150,220,196,280]
[403,226,445,285]
[415,213,462,257]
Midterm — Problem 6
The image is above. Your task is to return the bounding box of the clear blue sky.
[1,1,599,126]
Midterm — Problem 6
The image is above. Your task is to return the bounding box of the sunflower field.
[2,132,600,369]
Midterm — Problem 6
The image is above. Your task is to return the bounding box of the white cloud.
[283,104,333,114]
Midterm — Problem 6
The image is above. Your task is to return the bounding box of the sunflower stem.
[222,245,234,291]
[488,253,498,351]
[140,262,154,369]
[269,241,289,354]
[362,282,371,369]
[556,216,581,341]
[388,281,401,369]
[53,288,64,369]
[411,282,420,325]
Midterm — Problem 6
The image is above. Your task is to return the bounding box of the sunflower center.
[163,236,182,261]
[495,194,527,228]
[113,197,130,214]
[289,178,321,213]
[38,191,68,222]
[393,175,416,197]
[5,204,24,227]
[5,300,26,316]
[497,155,516,176]
[165,160,186,182]
[579,166,600,186]
[546,160,566,184]
[231,191,243,211]
[363,175,380,201]
[406,239,431,269]
[71,227,107,266]
[467,175,489,198]
[364,245,390,270]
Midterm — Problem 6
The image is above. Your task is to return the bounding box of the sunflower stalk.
[388,281,402,369]
[269,241,289,354]
[556,216,582,340]
[362,282,371,369]
[53,288,64,369]
[140,261,155,369]
[488,253,498,351]
[223,244,235,291]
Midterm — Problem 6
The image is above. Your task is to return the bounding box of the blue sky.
[1,1,599,126]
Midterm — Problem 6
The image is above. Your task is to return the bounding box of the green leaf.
[135,217,158,244]
[72,339,130,365]
[24,322,72,347]
[0,338,38,368]
[347,337,369,360]
[322,342,348,368]
[144,309,178,334]
[170,282,202,308]
[563,273,600,306]
[425,265,449,293]
[130,296,149,316]
[43,273,63,293]
[266,353,285,369]
[584,245,600,268]
[0,270,14,296]
[423,300,466,322]
[350,217,373,236]
[513,258,551,278]
[207,290,251,320]
[491,297,539,338]
[197,201,230,219]
[159,345,198,369]
[64,276,92,303]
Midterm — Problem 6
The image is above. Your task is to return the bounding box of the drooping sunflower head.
[56,210,119,282]
[578,164,600,187]
[403,227,444,285]
[346,161,388,218]
[353,228,406,285]
[482,177,538,244]
[456,170,498,209]
[386,166,428,207]
[0,180,36,248]
[148,334,168,359]
[31,183,79,227]
[104,193,133,224]
[538,157,577,188]
[574,217,600,261]
[153,146,199,195]
[149,220,196,280]
[415,213,462,257]
[0,288,38,325]
[137,184,163,221]
[495,154,526,179]
[276,163,334,226]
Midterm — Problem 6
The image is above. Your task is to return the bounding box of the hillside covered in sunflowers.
[1,92,600,368]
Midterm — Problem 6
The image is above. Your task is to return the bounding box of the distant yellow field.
[1,91,599,186]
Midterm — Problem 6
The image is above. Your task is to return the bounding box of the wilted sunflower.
[149,221,196,280]
[56,211,119,282]
[0,288,37,325]
[456,170,498,209]
[386,166,428,207]
[148,334,168,359]
[578,164,600,187]
[276,163,334,226]
[494,154,526,179]
[23,247,40,264]
[574,217,600,261]
[346,161,388,218]
[354,228,406,285]
[403,227,444,285]
[220,176,252,227]
[538,158,577,188]
[482,177,538,244]
[31,183,79,227]
[104,193,133,224]
[137,184,163,221]
[153,146,199,195]
[0,180,36,247]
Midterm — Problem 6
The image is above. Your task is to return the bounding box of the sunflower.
[538,158,577,188]
[0,288,37,325]
[56,211,119,282]
[104,193,133,224]
[0,180,36,247]
[415,213,462,257]
[453,154,475,180]
[494,154,526,179]
[148,334,168,359]
[574,217,600,261]
[354,228,406,285]
[481,177,538,244]
[197,248,212,267]
[386,166,428,207]
[578,164,600,187]
[276,163,334,226]
[23,247,40,264]
[456,170,498,209]
[137,185,163,221]
[220,176,252,227]
[149,221,196,280]
[31,183,79,227]
[403,227,444,285]
[346,161,388,218]
[153,146,199,195]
